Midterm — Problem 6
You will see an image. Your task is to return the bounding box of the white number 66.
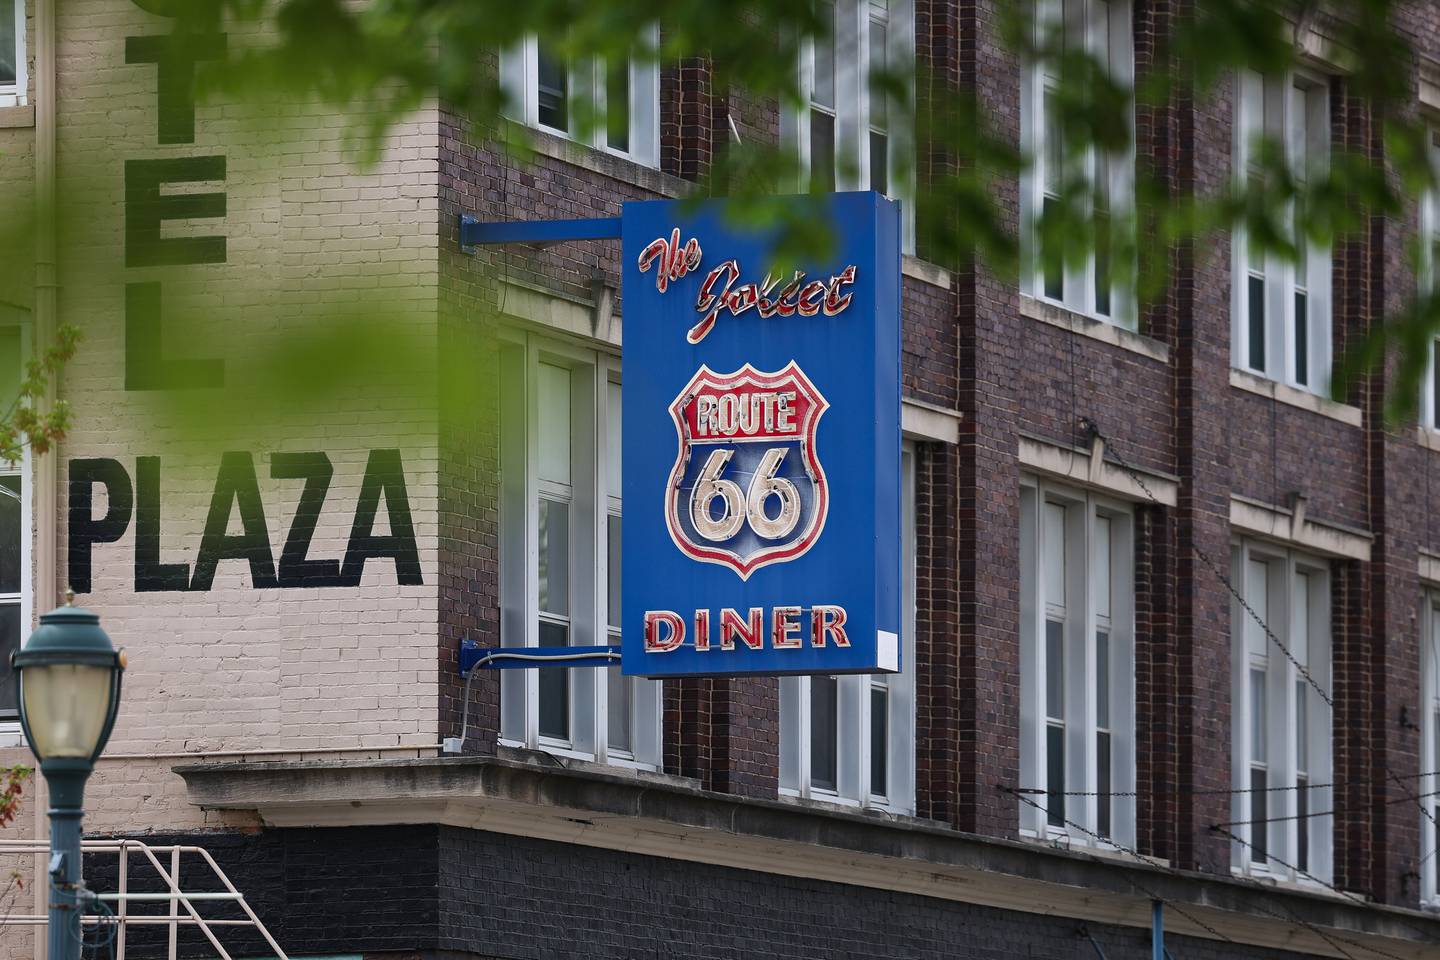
[691,447,801,542]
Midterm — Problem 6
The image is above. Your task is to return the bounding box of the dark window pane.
[1097,731,1112,839]
[810,676,838,790]
[537,45,568,132]
[538,498,569,617]
[869,130,888,196]
[0,0,14,86]
[607,514,620,629]
[1045,619,1063,719]
[0,604,18,717]
[1297,775,1309,873]
[538,619,569,740]
[868,17,887,131]
[0,327,20,409]
[1433,339,1440,424]
[1249,766,1268,864]
[813,1,835,108]
[1294,291,1309,386]
[1094,210,1111,317]
[0,476,20,594]
[870,686,888,797]
[607,668,630,752]
[1046,723,1065,827]
[810,111,836,193]
[1248,275,1266,371]
[1096,630,1110,728]
[1042,196,1063,300]
[606,57,630,152]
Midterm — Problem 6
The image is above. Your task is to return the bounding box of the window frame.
[500,31,661,169]
[1019,0,1137,328]
[1228,539,1333,884]
[785,0,916,254]
[0,320,31,729]
[1419,127,1440,431]
[0,0,24,108]
[1018,476,1137,848]
[1420,592,1440,906]
[1231,67,1333,395]
[497,329,661,769]
[779,443,917,813]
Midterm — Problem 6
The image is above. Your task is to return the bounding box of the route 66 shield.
[665,361,830,579]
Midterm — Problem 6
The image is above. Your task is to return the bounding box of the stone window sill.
[0,105,34,129]
[516,121,692,199]
[1229,368,1362,427]
[902,257,952,290]
[1019,295,1169,364]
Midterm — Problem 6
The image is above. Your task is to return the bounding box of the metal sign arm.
[458,637,621,675]
[458,214,622,251]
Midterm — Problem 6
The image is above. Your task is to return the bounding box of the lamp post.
[10,602,125,960]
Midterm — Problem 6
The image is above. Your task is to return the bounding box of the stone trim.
[1017,431,1179,506]
[1229,368,1363,427]
[1230,493,1373,561]
[0,105,34,128]
[902,399,961,444]
[174,756,1440,959]
[902,256,952,290]
[1019,295,1170,364]
[498,278,620,349]
[517,121,693,199]
[1418,550,1440,587]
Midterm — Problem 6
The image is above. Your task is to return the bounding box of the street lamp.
[11,601,125,960]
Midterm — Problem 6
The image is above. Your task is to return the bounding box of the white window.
[498,331,660,767]
[1229,541,1332,882]
[500,32,660,169]
[1019,478,1136,847]
[1232,69,1332,394]
[1419,128,1440,430]
[0,0,22,107]
[780,445,916,811]
[1421,593,1440,906]
[1019,0,1135,327]
[0,324,30,726]
[787,0,915,252]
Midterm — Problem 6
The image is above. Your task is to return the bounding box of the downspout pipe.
[33,0,58,953]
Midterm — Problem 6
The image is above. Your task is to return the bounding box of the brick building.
[2,0,1440,958]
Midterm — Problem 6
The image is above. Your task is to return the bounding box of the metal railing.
[0,838,289,960]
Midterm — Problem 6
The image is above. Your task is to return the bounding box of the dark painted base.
[86,825,1328,960]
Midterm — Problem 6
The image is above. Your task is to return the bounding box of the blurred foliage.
[7,0,1440,446]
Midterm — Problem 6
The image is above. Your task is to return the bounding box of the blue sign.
[620,192,901,678]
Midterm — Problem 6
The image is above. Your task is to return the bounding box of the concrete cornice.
[1230,493,1372,561]
[175,756,1440,958]
[1018,432,1179,507]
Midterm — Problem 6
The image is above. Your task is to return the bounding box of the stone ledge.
[1019,295,1169,364]
[0,105,34,129]
[175,755,1440,958]
[1229,368,1363,427]
[514,121,692,199]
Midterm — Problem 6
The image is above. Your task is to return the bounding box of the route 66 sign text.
[621,192,901,678]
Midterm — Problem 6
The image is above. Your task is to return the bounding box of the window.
[498,331,660,767]
[1232,69,1332,394]
[1419,128,1440,430]
[780,445,916,811]
[0,0,21,107]
[1019,0,1135,326]
[500,32,660,168]
[1421,594,1440,905]
[787,0,915,252]
[1229,541,1332,882]
[1019,479,1136,847]
[0,325,29,724]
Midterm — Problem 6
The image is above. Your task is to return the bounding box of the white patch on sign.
[877,630,899,672]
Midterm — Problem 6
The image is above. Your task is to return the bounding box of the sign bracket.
[458,214,622,253]
[459,637,621,675]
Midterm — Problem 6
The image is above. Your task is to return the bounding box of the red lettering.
[810,605,850,648]
[795,279,828,317]
[823,265,857,315]
[720,606,765,650]
[772,606,802,648]
[644,610,685,653]
[694,608,712,652]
